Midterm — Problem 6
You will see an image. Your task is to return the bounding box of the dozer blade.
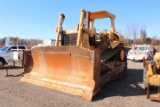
[21,46,101,101]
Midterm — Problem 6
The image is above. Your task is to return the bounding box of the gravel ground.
[0,60,159,107]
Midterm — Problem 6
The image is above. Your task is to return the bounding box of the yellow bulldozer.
[4,36,20,46]
[21,9,127,101]
[0,36,20,47]
[143,52,160,101]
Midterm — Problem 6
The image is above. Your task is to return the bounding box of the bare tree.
[140,24,147,44]
[131,23,138,44]
[124,23,139,46]
[151,35,158,46]
[26,39,43,48]
[124,25,132,46]
[29,39,37,47]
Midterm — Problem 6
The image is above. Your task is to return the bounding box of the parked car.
[127,45,153,61]
[0,45,28,66]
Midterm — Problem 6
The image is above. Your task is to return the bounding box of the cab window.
[18,46,26,50]
[7,46,17,51]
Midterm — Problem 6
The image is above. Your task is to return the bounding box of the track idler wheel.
[119,49,125,61]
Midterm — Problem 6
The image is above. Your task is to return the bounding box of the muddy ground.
[0,60,159,107]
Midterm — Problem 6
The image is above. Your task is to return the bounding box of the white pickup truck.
[0,45,28,66]
[127,45,153,61]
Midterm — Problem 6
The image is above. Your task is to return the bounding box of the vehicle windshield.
[138,47,145,51]
[0,46,9,51]
[138,46,151,51]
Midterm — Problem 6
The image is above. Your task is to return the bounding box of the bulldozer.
[0,36,20,47]
[143,52,160,101]
[4,36,20,46]
[21,9,127,101]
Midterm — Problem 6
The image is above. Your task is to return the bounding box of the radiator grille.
[62,34,77,46]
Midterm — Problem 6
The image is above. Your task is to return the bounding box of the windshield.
[0,46,9,51]
[138,47,145,51]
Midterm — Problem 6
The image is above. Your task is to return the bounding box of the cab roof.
[89,10,115,21]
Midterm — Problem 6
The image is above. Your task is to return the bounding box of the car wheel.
[0,59,4,66]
